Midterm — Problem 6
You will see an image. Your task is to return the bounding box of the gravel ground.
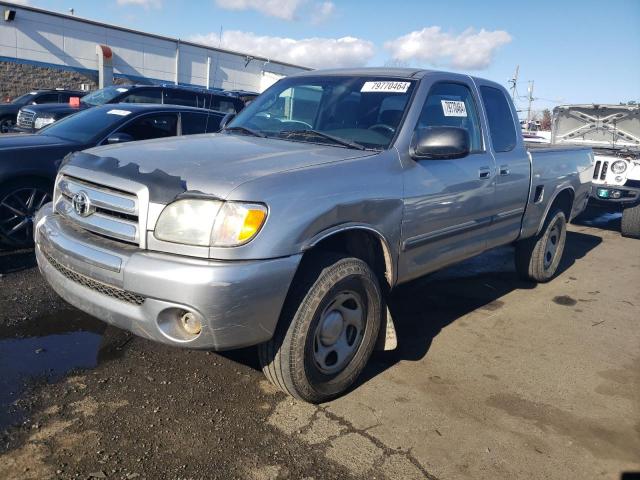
[0,213,638,480]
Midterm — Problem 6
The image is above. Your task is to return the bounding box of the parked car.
[0,88,86,133]
[13,84,246,133]
[34,68,593,402]
[0,103,224,247]
[550,104,640,237]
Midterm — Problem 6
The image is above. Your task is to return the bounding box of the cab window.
[117,113,178,141]
[163,90,199,108]
[34,93,59,104]
[180,112,208,135]
[480,86,517,152]
[121,89,162,104]
[415,82,483,152]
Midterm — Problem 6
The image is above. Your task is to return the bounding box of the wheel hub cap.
[313,291,365,375]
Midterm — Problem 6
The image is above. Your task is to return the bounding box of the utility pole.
[526,80,535,125]
[508,65,519,101]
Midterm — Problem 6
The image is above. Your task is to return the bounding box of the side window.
[480,86,517,153]
[117,114,178,141]
[121,89,162,104]
[34,93,59,104]
[163,90,198,107]
[415,82,483,152]
[180,112,208,135]
[205,113,224,133]
[210,96,238,113]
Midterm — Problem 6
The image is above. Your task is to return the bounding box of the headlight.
[611,160,627,174]
[154,199,267,247]
[34,116,56,129]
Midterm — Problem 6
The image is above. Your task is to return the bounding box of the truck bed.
[520,145,594,238]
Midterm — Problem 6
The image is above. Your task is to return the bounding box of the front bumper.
[589,184,640,206]
[34,204,301,350]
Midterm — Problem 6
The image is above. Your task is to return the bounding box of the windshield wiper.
[279,129,366,150]
[223,125,266,138]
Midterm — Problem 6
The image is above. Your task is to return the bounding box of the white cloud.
[191,30,374,69]
[214,0,302,20]
[116,0,162,9]
[312,1,335,23]
[384,27,512,70]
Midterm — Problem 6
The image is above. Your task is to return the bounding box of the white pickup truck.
[551,104,640,237]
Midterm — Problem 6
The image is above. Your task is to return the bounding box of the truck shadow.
[0,248,36,275]
[571,208,622,233]
[355,229,602,390]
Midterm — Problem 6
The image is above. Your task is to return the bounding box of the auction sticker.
[107,109,131,116]
[441,100,467,117]
[361,81,410,93]
[116,88,129,93]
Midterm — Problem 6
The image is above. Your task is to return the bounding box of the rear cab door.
[474,79,530,248]
[396,72,497,282]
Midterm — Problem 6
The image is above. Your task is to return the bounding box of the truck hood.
[70,133,378,203]
[552,104,639,151]
[22,103,87,117]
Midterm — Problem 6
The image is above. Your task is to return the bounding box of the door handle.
[499,165,510,176]
[478,167,492,179]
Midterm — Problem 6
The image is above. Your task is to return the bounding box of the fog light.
[180,312,202,335]
[611,190,622,199]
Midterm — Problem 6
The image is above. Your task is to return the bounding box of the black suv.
[0,89,86,133]
[13,84,251,133]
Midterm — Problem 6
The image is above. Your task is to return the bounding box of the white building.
[0,1,308,95]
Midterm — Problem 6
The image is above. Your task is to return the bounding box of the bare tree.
[540,109,552,130]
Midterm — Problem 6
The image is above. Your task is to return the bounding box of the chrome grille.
[16,109,36,129]
[600,161,609,180]
[55,175,140,245]
[44,249,145,305]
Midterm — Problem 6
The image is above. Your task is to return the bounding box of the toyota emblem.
[72,191,92,217]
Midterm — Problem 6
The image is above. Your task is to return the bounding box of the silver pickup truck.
[34,68,593,402]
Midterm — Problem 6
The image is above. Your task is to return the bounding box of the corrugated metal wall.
[0,2,307,92]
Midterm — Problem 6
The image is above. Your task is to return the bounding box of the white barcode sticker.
[361,81,410,93]
[107,109,131,116]
[441,100,467,117]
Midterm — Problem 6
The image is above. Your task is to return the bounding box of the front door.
[398,81,496,283]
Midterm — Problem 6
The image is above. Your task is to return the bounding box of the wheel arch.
[536,187,574,235]
[302,224,396,289]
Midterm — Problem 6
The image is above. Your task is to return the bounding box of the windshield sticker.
[116,88,129,93]
[107,109,131,116]
[361,81,410,93]
[29,91,38,95]
[441,100,467,117]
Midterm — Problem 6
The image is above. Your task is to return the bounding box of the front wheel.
[259,254,382,403]
[0,116,15,134]
[0,179,52,248]
[621,204,640,238]
[515,209,567,282]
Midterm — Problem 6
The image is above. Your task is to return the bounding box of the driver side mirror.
[219,112,236,130]
[106,132,134,144]
[410,126,470,160]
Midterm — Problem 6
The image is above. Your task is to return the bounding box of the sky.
[7,0,640,113]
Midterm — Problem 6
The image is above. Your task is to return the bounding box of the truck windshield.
[9,93,36,105]
[38,107,127,143]
[227,76,416,150]
[82,86,128,106]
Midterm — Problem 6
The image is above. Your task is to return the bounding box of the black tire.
[515,209,567,283]
[0,178,52,248]
[621,204,640,239]
[0,115,15,134]
[259,254,383,403]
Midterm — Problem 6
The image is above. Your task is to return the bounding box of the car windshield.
[227,76,417,150]
[38,107,130,143]
[81,86,129,106]
[10,93,36,105]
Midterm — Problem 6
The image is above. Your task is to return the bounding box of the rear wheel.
[515,209,567,282]
[621,204,640,238]
[259,254,382,403]
[0,179,52,248]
